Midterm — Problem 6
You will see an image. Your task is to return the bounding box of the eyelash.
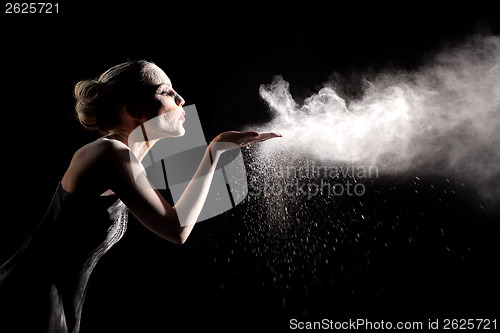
[159,88,184,105]
[161,90,174,96]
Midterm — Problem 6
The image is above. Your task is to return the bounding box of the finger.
[228,131,281,147]
[255,132,282,140]
[238,133,282,146]
[241,131,260,140]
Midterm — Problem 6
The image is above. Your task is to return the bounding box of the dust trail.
[229,35,497,295]
[252,35,500,203]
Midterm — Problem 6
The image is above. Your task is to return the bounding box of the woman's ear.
[125,104,144,120]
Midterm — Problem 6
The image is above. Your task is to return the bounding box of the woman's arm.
[105,131,280,244]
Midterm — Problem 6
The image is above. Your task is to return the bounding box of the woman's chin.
[163,126,185,138]
[175,127,186,137]
[146,125,185,139]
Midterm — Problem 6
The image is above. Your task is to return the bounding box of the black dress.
[0,182,128,333]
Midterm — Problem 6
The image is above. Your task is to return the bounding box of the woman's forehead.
[148,64,171,86]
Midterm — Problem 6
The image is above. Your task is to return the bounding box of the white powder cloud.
[253,35,500,202]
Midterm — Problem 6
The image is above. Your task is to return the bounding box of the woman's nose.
[175,93,185,107]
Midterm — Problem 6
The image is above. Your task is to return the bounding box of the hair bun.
[74,79,103,131]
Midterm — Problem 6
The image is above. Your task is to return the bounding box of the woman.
[0,60,280,332]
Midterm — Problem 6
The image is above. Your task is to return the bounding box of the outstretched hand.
[211,131,282,152]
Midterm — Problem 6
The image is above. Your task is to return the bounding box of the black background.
[1,1,499,332]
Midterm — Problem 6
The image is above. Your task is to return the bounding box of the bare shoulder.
[62,138,133,195]
[74,138,130,162]
[91,137,129,153]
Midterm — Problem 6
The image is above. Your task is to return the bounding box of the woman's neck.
[106,127,157,162]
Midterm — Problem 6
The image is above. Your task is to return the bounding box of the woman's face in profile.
[144,65,186,138]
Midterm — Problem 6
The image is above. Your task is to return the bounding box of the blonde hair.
[74,60,158,135]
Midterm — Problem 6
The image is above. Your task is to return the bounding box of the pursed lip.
[180,110,186,121]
